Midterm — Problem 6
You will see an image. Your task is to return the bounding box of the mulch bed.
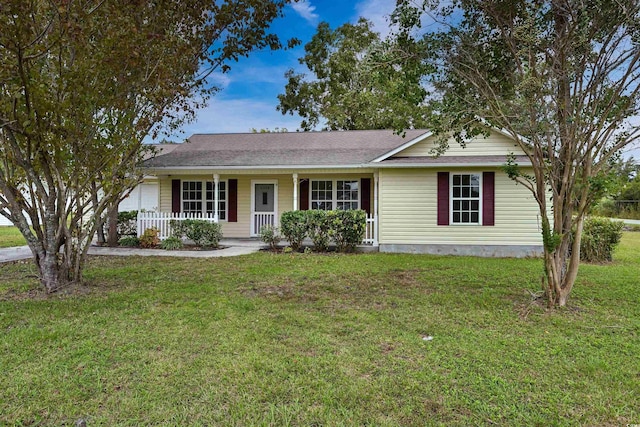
[104,244,227,251]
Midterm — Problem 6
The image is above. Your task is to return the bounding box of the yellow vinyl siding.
[159,177,172,213]
[397,130,526,157]
[379,168,542,246]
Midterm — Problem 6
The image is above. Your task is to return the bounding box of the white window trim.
[449,172,482,226]
[180,179,228,222]
[309,179,361,211]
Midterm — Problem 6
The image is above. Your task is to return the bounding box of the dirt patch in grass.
[241,284,297,299]
[0,279,111,301]
[240,272,415,311]
[513,287,594,321]
[112,244,227,251]
[0,256,136,301]
[383,268,442,291]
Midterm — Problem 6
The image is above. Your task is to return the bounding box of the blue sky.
[157,0,398,141]
[157,0,640,160]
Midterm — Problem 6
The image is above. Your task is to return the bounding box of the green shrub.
[259,225,281,251]
[329,209,367,252]
[139,227,160,248]
[617,207,640,220]
[118,236,140,247]
[160,236,184,250]
[591,199,617,217]
[117,210,138,236]
[169,219,186,238]
[618,179,640,203]
[578,216,624,262]
[171,219,222,248]
[306,210,332,252]
[280,210,307,251]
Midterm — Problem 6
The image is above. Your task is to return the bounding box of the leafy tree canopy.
[388,0,640,306]
[277,18,430,131]
[0,0,295,291]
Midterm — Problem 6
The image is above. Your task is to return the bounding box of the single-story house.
[118,143,179,213]
[141,129,543,257]
[0,210,13,226]
[117,178,160,212]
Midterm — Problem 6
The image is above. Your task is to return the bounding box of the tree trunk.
[107,205,119,247]
[38,251,65,293]
[543,216,584,307]
[96,218,106,245]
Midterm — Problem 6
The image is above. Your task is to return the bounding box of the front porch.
[139,170,380,245]
[136,211,378,245]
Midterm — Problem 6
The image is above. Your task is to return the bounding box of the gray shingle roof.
[142,130,528,169]
[143,143,179,160]
[143,130,428,168]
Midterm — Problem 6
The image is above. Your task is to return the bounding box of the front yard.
[0,233,638,425]
[0,226,26,248]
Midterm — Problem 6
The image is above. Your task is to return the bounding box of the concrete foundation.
[379,243,543,258]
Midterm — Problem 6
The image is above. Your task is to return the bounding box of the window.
[311,180,333,210]
[337,180,358,210]
[182,180,227,219]
[206,181,226,220]
[451,173,481,224]
[182,181,202,214]
[310,179,360,211]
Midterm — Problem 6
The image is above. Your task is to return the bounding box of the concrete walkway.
[0,239,265,264]
[0,246,33,263]
[614,218,640,225]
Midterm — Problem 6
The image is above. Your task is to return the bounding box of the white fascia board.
[373,161,531,168]
[371,132,433,163]
[145,164,369,172]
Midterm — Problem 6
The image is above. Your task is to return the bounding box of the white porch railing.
[251,212,276,236]
[136,211,377,245]
[137,212,218,240]
[363,214,377,245]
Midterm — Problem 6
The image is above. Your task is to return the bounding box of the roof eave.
[371,132,433,162]
[143,163,370,171]
[373,161,531,168]
[143,160,532,172]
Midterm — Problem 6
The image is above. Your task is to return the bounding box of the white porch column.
[373,170,379,247]
[156,176,162,213]
[213,173,220,222]
[292,173,298,211]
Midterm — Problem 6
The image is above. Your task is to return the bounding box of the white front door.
[251,181,278,236]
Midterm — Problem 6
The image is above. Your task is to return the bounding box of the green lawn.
[0,226,26,248]
[1,234,638,426]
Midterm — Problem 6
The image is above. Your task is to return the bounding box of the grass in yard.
[0,234,639,425]
[0,226,26,248]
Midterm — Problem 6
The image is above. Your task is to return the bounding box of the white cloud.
[354,0,452,38]
[154,98,303,140]
[231,63,292,85]
[291,1,320,25]
[205,71,232,90]
[354,0,396,37]
[621,115,640,160]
